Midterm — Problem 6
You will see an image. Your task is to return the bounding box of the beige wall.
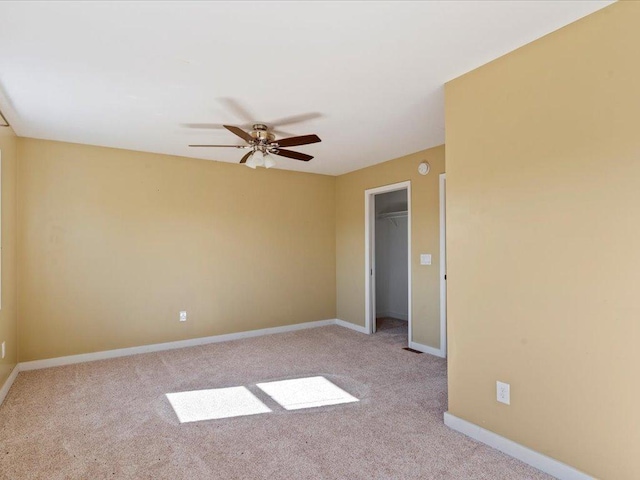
[17,139,336,362]
[445,3,639,479]
[0,126,18,387]
[336,146,445,348]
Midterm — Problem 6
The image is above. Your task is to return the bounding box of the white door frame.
[364,181,411,340]
[439,173,447,358]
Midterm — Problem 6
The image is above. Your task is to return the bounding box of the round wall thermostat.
[418,162,430,175]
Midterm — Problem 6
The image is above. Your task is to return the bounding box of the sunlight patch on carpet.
[256,376,359,411]
[166,386,271,423]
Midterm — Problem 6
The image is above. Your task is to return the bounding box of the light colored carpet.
[376,317,408,336]
[0,325,553,479]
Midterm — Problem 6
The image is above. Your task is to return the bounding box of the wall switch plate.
[420,254,432,265]
[179,311,187,322]
[1,341,5,359]
[497,381,510,405]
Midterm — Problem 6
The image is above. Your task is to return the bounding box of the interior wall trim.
[0,366,20,407]
[335,318,369,334]
[443,412,595,480]
[2,319,444,407]
[408,340,445,358]
[439,173,447,358]
[7,321,348,405]
[18,319,338,372]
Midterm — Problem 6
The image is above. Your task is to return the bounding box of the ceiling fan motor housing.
[250,124,275,143]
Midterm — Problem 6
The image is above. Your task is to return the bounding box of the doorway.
[364,181,411,344]
[374,189,408,336]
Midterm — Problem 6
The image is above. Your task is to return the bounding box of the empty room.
[0,1,637,479]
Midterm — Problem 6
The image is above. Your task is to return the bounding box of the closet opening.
[364,181,411,345]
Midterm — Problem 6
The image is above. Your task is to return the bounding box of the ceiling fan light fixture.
[253,150,265,167]
[264,155,276,169]
[245,155,258,169]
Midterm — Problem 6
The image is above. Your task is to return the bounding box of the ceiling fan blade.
[271,128,296,137]
[182,123,226,129]
[272,148,314,162]
[272,134,321,148]
[189,144,247,148]
[239,151,253,164]
[224,125,254,143]
[267,112,323,128]
[219,98,256,124]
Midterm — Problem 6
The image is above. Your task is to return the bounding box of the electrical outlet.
[179,311,187,322]
[497,381,510,405]
[1,341,5,359]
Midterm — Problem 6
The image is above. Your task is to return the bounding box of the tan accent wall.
[17,138,336,362]
[445,3,639,479]
[336,146,445,348]
[0,126,18,386]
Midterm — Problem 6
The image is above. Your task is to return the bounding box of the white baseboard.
[409,340,445,358]
[335,319,369,334]
[0,365,20,407]
[3,320,438,409]
[443,412,594,480]
[19,319,337,371]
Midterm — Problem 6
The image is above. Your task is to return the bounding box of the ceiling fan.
[189,124,321,169]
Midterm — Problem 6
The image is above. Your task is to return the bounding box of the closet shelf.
[376,210,408,220]
[376,210,408,227]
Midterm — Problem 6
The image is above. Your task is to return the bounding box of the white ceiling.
[0,1,613,175]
